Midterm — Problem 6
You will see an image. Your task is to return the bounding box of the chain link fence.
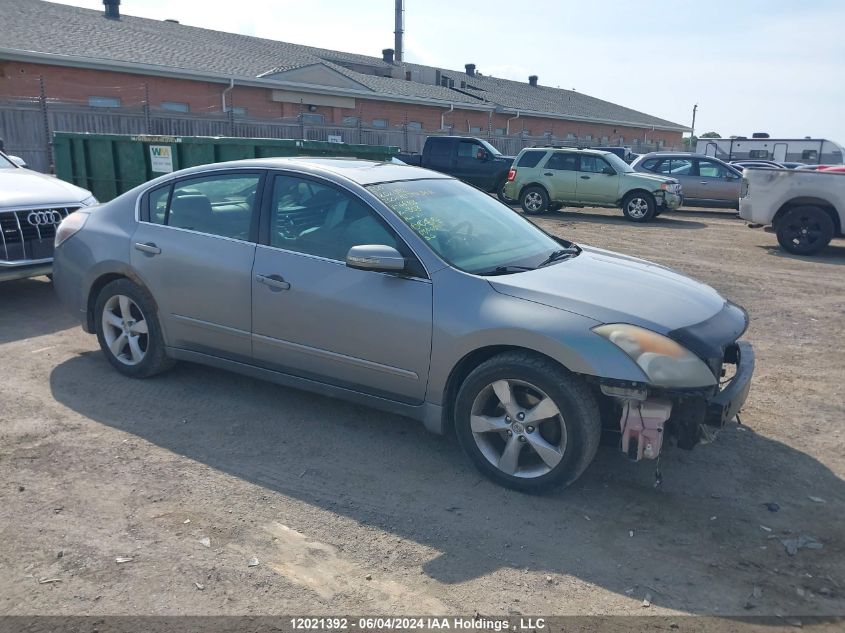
[0,74,674,173]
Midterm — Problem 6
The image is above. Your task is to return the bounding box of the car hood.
[621,171,678,186]
[488,245,726,333]
[0,169,92,208]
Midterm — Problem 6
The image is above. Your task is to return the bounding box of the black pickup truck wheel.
[776,205,834,255]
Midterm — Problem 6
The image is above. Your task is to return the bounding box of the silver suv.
[53,158,754,491]
[631,152,742,209]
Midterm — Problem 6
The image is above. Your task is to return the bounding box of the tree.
[700,131,721,138]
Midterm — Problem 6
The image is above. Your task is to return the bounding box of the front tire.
[776,205,834,255]
[496,179,513,204]
[622,191,656,222]
[94,279,174,378]
[454,352,601,492]
[520,186,549,215]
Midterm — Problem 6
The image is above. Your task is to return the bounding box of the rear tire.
[94,279,174,378]
[520,186,549,215]
[622,191,656,222]
[454,351,601,492]
[776,205,834,255]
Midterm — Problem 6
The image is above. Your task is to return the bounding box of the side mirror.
[602,166,616,175]
[8,155,26,168]
[346,244,405,273]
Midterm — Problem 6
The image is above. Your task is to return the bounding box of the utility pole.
[690,103,698,150]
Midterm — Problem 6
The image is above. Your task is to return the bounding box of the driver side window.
[579,155,610,173]
[269,175,400,263]
[458,141,484,160]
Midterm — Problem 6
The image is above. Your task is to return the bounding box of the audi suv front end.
[0,150,97,282]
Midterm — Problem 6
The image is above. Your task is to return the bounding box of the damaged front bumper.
[603,340,755,461]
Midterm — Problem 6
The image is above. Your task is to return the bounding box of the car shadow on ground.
[529,210,709,230]
[48,352,845,616]
[757,244,845,265]
[0,277,79,344]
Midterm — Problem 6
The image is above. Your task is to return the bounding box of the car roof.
[521,147,613,157]
[156,157,453,186]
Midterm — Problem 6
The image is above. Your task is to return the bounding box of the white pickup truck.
[739,168,844,255]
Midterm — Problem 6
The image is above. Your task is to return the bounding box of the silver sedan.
[53,158,754,491]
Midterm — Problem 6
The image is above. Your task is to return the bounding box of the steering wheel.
[441,220,474,255]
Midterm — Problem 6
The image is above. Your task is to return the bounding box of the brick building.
[1,0,687,169]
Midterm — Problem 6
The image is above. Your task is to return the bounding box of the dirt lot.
[0,206,843,623]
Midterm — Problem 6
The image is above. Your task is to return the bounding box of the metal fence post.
[143,82,151,133]
[38,75,54,172]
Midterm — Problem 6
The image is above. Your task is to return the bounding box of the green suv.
[504,148,683,222]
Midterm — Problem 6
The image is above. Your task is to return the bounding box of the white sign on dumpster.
[149,145,174,173]
[327,135,343,144]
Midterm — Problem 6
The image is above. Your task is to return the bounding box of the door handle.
[256,273,291,291]
[700,181,709,185]
[134,242,161,255]
[580,175,591,180]
[544,172,553,176]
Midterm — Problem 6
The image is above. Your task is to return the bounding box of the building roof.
[0,0,688,132]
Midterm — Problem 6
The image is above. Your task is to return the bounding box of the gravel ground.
[0,206,843,625]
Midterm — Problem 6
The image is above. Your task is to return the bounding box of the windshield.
[367,179,569,274]
[0,153,16,169]
[603,152,633,173]
[478,139,502,156]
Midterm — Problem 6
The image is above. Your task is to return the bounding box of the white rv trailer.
[696,137,844,165]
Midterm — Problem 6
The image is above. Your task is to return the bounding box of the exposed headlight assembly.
[593,323,716,388]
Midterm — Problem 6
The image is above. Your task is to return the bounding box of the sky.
[50,0,845,143]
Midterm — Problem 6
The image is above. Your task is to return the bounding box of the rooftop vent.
[465,63,476,77]
[382,48,395,64]
[528,75,538,87]
[751,132,770,139]
[103,0,120,19]
[164,18,179,23]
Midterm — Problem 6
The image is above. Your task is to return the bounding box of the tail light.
[507,168,516,182]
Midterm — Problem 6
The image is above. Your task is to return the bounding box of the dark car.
[398,136,514,201]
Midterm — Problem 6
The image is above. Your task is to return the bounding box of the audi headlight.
[55,211,90,248]
[80,195,98,207]
[593,323,716,388]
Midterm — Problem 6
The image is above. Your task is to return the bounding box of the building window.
[521,129,532,136]
[601,136,609,144]
[301,113,324,124]
[372,118,388,128]
[469,125,482,133]
[749,149,769,159]
[88,96,121,108]
[343,116,359,126]
[494,127,506,135]
[161,101,189,113]
[225,106,247,116]
[802,149,818,160]
[565,133,576,140]
[407,121,422,130]
[583,134,593,141]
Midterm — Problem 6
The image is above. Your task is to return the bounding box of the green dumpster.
[52,132,399,202]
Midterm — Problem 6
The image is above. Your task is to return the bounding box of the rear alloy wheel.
[94,279,174,378]
[520,186,549,215]
[454,352,601,491]
[622,191,656,222]
[776,205,834,255]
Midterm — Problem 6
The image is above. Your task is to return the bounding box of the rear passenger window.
[640,158,659,172]
[545,153,577,171]
[516,151,545,168]
[146,173,261,241]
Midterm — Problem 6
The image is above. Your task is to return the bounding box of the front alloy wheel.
[776,205,834,255]
[454,351,601,491]
[470,379,566,478]
[622,191,656,222]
